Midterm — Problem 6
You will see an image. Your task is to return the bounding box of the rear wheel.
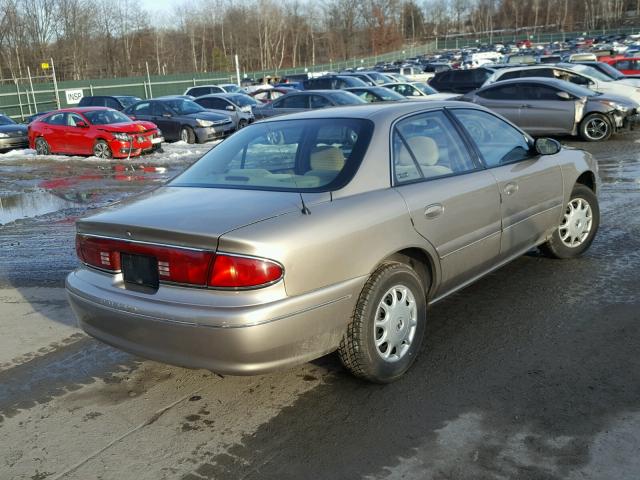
[93,140,112,159]
[35,137,50,155]
[338,262,428,383]
[539,184,599,258]
[180,126,196,144]
[579,113,612,142]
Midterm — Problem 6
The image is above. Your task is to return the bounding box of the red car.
[606,57,640,75]
[28,107,163,159]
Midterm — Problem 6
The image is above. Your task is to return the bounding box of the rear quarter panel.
[217,188,441,297]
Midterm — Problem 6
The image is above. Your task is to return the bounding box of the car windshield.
[560,82,601,97]
[413,82,438,94]
[568,64,612,82]
[368,72,393,84]
[165,99,206,114]
[171,118,373,192]
[84,110,132,125]
[116,97,141,108]
[0,114,15,125]
[230,95,258,107]
[369,88,406,101]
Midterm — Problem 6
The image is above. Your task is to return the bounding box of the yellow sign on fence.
[41,62,49,70]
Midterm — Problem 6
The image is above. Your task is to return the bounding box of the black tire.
[180,126,196,144]
[35,137,50,155]
[237,119,248,130]
[338,262,428,383]
[579,113,612,142]
[539,184,599,259]
[93,139,112,159]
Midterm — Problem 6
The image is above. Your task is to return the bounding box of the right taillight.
[208,254,283,288]
[75,234,282,289]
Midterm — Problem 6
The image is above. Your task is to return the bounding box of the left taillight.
[75,235,283,289]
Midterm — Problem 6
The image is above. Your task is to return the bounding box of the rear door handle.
[503,182,519,196]
[424,203,444,219]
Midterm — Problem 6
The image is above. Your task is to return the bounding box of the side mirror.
[225,105,235,111]
[556,91,572,100]
[534,137,561,155]
[76,121,88,128]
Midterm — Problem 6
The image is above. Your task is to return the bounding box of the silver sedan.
[463,78,639,141]
[67,102,600,383]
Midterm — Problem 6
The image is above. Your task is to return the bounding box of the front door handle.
[503,182,519,196]
[424,203,444,219]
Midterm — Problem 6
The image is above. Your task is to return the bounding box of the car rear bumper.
[0,136,28,150]
[66,268,364,375]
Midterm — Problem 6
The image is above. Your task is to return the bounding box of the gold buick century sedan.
[66,101,600,383]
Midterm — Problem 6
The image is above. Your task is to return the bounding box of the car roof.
[48,107,112,113]
[259,100,479,123]
[196,93,242,99]
[478,77,575,89]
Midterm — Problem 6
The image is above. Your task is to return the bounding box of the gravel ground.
[0,133,638,480]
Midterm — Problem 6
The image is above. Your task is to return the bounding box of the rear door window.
[393,110,478,183]
[479,84,524,100]
[133,102,151,115]
[44,112,66,125]
[277,95,309,109]
[310,95,332,108]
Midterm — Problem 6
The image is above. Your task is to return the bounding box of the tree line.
[0,0,638,82]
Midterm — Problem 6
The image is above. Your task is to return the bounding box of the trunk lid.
[77,186,325,250]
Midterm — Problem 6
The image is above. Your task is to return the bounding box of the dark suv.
[428,67,496,94]
[78,95,142,111]
[302,75,368,90]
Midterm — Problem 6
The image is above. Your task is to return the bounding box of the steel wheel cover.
[559,197,593,248]
[181,128,189,142]
[374,284,418,362]
[585,118,608,140]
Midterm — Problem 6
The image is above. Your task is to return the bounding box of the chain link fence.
[1,25,638,121]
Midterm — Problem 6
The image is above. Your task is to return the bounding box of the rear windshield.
[171,118,373,192]
[229,94,257,107]
[116,96,141,108]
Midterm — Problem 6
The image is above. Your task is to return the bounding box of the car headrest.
[407,136,439,166]
[310,146,345,171]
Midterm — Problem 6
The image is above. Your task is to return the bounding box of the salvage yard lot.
[1,135,639,480]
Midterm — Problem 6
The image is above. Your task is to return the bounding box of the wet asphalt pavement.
[0,135,639,480]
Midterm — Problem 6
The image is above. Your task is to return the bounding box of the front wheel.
[338,262,427,383]
[180,126,196,144]
[93,140,112,159]
[539,184,599,259]
[579,113,612,142]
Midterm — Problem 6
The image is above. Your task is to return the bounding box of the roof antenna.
[300,193,311,215]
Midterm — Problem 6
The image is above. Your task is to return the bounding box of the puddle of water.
[0,191,78,225]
